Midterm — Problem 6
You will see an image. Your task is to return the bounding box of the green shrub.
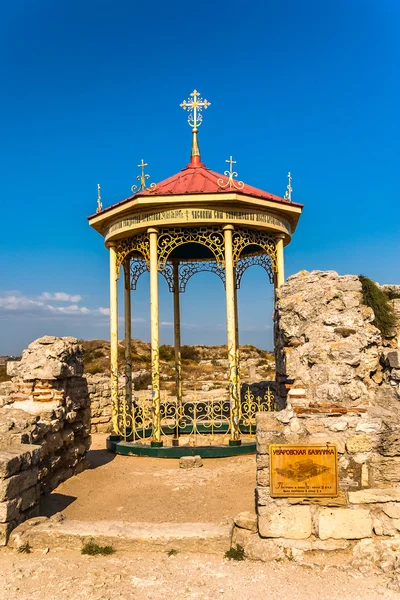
[181,346,200,361]
[85,362,104,375]
[17,542,31,554]
[159,345,175,362]
[225,545,245,561]
[81,539,115,556]
[359,275,397,337]
[134,372,152,390]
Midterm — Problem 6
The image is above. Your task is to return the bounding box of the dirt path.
[40,434,256,523]
[0,548,399,600]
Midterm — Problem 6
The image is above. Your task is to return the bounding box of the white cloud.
[160,321,173,326]
[40,292,82,302]
[47,304,91,315]
[0,294,44,311]
[0,291,107,320]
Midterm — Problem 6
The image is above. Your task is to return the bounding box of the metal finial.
[131,159,156,193]
[180,89,211,164]
[284,171,292,201]
[217,156,244,190]
[180,89,211,131]
[96,184,102,213]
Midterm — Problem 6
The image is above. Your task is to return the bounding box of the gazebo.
[88,90,303,456]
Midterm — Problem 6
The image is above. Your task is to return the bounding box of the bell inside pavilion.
[88,90,303,456]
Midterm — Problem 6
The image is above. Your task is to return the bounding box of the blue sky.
[0,0,398,355]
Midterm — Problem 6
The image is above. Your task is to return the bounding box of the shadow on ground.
[87,448,116,469]
[40,493,77,517]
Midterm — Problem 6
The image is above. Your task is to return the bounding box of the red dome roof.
[139,163,296,204]
[89,161,302,219]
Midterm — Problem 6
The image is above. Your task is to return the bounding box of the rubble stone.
[179,456,203,469]
[234,511,257,532]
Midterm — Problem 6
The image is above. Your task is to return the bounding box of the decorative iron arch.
[178,260,226,293]
[157,227,225,268]
[235,254,274,288]
[115,232,150,278]
[231,227,277,271]
[129,257,174,291]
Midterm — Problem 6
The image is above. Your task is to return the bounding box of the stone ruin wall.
[0,336,90,545]
[233,271,400,574]
[274,270,400,409]
[1,269,400,558]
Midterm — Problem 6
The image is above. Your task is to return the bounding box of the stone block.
[318,508,372,540]
[379,432,400,457]
[0,496,21,523]
[244,535,285,561]
[0,451,23,478]
[0,521,14,546]
[387,350,400,369]
[9,336,84,380]
[179,456,203,469]
[231,526,253,548]
[234,511,257,532]
[256,413,284,432]
[349,488,400,504]
[21,484,41,511]
[257,486,272,506]
[307,436,345,453]
[370,457,400,484]
[259,505,312,539]
[355,419,383,434]
[372,512,399,537]
[256,454,269,469]
[272,537,350,551]
[256,468,269,487]
[0,467,38,502]
[382,504,400,519]
[346,436,374,453]
[329,419,348,432]
[0,444,40,477]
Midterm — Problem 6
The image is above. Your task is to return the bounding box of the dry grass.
[80,339,274,386]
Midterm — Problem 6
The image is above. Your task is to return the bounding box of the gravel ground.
[0,548,399,600]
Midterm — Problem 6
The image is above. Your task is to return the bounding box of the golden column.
[148,227,162,447]
[123,259,132,411]
[173,261,182,445]
[109,242,119,432]
[275,234,285,288]
[223,225,241,446]
[233,271,241,414]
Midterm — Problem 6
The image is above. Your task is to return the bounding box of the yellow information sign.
[269,444,338,498]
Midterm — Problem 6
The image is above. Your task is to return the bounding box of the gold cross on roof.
[180,89,211,131]
[132,159,152,193]
[217,155,244,190]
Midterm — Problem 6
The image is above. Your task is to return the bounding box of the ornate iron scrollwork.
[129,257,174,291]
[115,232,150,278]
[178,260,226,293]
[236,254,274,287]
[157,227,225,268]
[231,227,277,270]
